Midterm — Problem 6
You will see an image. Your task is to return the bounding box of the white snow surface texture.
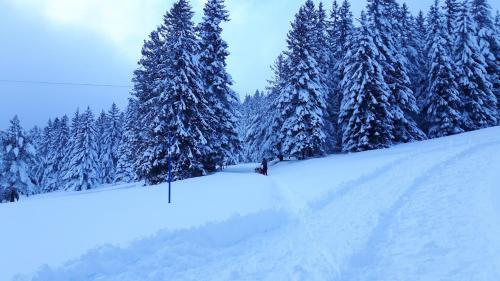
[2,127,500,281]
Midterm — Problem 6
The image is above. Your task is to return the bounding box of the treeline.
[241,0,499,162]
[0,105,123,195]
[1,0,499,195]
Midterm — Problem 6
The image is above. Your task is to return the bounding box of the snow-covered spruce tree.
[199,0,241,170]
[0,116,37,195]
[39,119,58,192]
[443,0,460,35]
[64,108,100,191]
[28,125,44,188]
[245,54,288,162]
[324,0,340,153]
[325,0,354,152]
[454,1,497,130]
[100,103,123,183]
[131,28,164,182]
[328,0,340,57]
[277,0,327,159]
[261,54,290,159]
[398,4,427,114]
[62,110,81,177]
[115,100,140,183]
[239,90,266,162]
[422,2,464,138]
[414,10,430,108]
[315,2,330,86]
[239,91,260,139]
[339,11,394,152]
[52,115,71,190]
[143,0,214,184]
[316,2,338,153]
[366,0,426,143]
[471,0,500,120]
[95,111,108,184]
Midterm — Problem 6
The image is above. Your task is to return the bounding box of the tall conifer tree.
[199,0,241,169]
[423,2,464,138]
[101,103,123,183]
[366,0,426,143]
[115,101,140,183]
[64,108,100,191]
[471,0,500,119]
[339,12,394,152]
[277,0,327,158]
[454,1,497,129]
[143,0,214,183]
[1,116,37,195]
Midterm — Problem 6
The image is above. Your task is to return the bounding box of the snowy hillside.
[2,127,500,281]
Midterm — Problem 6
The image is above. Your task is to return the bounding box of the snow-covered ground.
[2,127,500,281]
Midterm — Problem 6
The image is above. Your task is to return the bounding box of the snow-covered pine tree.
[443,0,460,35]
[0,116,37,195]
[53,115,70,190]
[64,108,100,191]
[325,0,354,152]
[199,0,241,170]
[245,54,288,162]
[239,90,265,162]
[366,0,426,143]
[239,91,257,137]
[328,0,340,55]
[423,2,464,138]
[262,54,290,159]
[454,1,497,130]
[143,0,214,183]
[131,28,164,181]
[39,119,58,192]
[416,10,427,35]
[95,111,108,184]
[277,0,327,159]
[415,10,430,108]
[336,0,355,62]
[100,103,123,183]
[316,2,338,152]
[399,4,427,114]
[339,11,394,152]
[471,0,500,120]
[28,126,43,189]
[324,0,340,153]
[315,2,330,85]
[115,100,139,183]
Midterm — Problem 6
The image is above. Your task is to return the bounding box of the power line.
[0,79,132,88]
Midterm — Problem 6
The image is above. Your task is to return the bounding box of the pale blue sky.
[1,0,498,130]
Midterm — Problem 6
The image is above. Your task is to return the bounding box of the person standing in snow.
[8,185,19,202]
[261,158,268,176]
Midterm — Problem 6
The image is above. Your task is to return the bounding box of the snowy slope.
[2,127,500,281]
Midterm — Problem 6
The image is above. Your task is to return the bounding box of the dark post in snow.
[168,131,173,204]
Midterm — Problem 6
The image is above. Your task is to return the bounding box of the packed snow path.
[2,128,500,281]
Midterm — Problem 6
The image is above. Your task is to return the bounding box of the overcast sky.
[1,0,498,130]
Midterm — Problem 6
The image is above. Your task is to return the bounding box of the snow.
[2,127,500,280]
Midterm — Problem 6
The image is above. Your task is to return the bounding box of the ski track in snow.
[5,128,500,281]
[271,177,340,277]
[344,140,500,280]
